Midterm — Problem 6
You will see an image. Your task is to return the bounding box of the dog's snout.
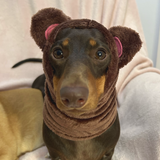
[60,86,89,108]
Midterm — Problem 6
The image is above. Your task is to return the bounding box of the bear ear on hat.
[109,26,142,69]
[30,8,71,50]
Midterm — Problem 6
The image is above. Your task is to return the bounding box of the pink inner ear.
[45,24,59,40]
[114,37,123,57]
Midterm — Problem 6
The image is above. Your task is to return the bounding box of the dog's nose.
[60,86,89,108]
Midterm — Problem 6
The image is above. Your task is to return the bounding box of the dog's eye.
[95,50,106,60]
[53,49,64,59]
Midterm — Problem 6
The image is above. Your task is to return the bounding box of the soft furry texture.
[114,72,160,160]
[109,26,143,68]
[30,8,142,141]
[43,80,118,140]
[1,0,160,159]
[31,8,71,50]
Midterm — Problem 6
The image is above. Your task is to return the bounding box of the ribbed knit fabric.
[43,78,118,141]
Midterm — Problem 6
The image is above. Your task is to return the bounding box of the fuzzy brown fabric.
[31,8,71,50]
[43,80,117,140]
[31,8,142,141]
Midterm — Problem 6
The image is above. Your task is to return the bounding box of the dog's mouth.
[52,63,106,116]
[53,75,106,117]
[54,87,105,118]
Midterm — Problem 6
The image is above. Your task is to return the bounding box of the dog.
[12,29,120,160]
[12,7,142,160]
[13,29,120,160]
[0,88,44,160]
[42,27,121,160]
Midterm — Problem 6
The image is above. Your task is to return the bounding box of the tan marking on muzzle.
[66,72,106,114]
[82,74,105,111]
[95,75,106,98]
[53,76,60,94]
[53,67,106,117]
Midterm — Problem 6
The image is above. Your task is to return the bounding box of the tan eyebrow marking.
[62,39,69,46]
[89,39,97,47]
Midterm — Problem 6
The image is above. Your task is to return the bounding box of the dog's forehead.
[55,28,106,43]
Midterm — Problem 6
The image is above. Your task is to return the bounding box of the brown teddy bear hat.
[31,8,142,141]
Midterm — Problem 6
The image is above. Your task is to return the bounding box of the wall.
[157,31,160,69]
[136,0,160,68]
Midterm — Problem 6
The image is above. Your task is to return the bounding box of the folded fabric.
[114,72,160,160]
[0,0,159,91]
[18,146,49,160]
[0,0,160,160]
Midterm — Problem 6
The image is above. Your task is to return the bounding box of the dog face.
[49,28,111,117]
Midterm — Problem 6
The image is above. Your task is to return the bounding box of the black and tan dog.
[12,8,142,160]
[12,29,119,159]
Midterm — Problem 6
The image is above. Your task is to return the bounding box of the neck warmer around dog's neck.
[43,78,118,141]
[43,19,119,141]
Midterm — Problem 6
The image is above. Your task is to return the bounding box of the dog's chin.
[56,101,98,117]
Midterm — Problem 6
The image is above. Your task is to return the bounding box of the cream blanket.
[0,0,160,160]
